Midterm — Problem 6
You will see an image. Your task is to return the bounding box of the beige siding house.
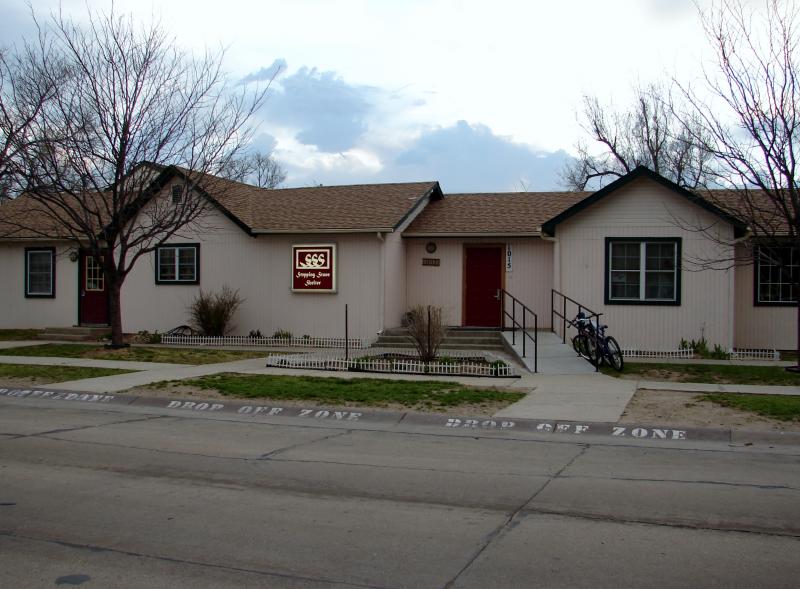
[0,165,795,353]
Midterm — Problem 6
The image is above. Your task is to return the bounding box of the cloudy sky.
[2,0,727,191]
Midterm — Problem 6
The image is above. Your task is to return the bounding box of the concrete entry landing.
[503,330,597,375]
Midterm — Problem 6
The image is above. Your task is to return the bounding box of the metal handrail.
[500,289,538,373]
[551,289,603,372]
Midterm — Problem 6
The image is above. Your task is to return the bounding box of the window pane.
[610,270,640,299]
[645,271,675,300]
[178,248,196,281]
[645,243,675,271]
[611,243,640,271]
[27,251,53,295]
[159,248,176,281]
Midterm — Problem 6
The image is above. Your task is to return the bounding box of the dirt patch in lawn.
[0,377,51,388]
[123,381,528,417]
[621,389,800,432]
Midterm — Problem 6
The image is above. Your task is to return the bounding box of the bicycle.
[571,312,624,371]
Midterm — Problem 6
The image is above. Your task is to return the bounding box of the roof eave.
[252,227,395,235]
[402,231,541,238]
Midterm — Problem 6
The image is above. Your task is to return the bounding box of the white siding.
[556,177,735,351]
[734,245,796,350]
[405,237,554,327]
[121,196,386,340]
[0,243,78,328]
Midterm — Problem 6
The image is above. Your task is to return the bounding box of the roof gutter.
[402,231,541,238]
[252,227,395,235]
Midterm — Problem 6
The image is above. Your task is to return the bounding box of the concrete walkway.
[1,341,799,423]
[502,330,596,375]
[495,373,637,422]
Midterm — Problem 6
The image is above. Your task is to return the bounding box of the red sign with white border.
[292,244,337,292]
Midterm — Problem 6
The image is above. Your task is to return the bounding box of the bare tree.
[563,84,712,190]
[0,40,61,200]
[219,150,287,188]
[674,0,800,365]
[0,7,267,346]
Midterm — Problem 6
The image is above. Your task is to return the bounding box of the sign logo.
[292,244,337,292]
[296,249,330,270]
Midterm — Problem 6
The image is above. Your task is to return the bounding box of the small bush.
[406,305,445,362]
[189,286,244,336]
[680,337,730,360]
[135,330,161,344]
[272,329,292,339]
[249,330,263,339]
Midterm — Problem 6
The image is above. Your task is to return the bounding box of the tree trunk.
[107,278,127,348]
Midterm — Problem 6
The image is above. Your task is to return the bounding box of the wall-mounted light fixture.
[425,242,437,254]
[68,250,79,263]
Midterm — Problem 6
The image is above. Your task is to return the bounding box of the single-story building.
[0,165,794,353]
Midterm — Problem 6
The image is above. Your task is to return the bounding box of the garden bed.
[266,349,518,377]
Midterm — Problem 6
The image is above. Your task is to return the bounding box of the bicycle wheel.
[573,334,590,360]
[586,335,602,366]
[605,336,624,371]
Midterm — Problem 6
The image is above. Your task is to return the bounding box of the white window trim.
[608,240,679,303]
[156,245,199,284]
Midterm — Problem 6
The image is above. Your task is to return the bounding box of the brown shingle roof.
[194,173,440,232]
[403,192,591,236]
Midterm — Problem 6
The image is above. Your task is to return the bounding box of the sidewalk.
[1,345,798,423]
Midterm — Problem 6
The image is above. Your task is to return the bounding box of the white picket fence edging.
[622,347,781,361]
[729,348,780,360]
[622,348,695,359]
[161,335,365,349]
[266,353,518,377]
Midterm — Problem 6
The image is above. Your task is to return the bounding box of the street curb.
[2,384,800,446]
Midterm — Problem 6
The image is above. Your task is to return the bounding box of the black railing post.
[534,313,538,373]
[345,304,349,361]
[522,310,527,358]
[511,300,516,345]
[562,296,566,344]
[550,289,554,334]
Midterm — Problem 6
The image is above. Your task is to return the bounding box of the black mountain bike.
[571,312,624,371]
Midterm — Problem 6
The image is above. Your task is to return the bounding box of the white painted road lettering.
[536,423,591,434]
[0,388,114,403]
[166,401,224,411]
[612,426,687,440]
[445,418,515,429]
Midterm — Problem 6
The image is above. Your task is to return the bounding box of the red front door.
[79,251,109,325]
[464,246,503,327]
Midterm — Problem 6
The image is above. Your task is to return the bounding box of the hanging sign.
[292,244,337,292]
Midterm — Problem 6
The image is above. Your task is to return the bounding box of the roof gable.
[540,166,748,237]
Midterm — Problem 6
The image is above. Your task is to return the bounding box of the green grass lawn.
[163,373,525,411]
[0,363,135,384]
[701,393,800,421]
[0,343,270,365]
[0,329,40,341]
[603,362,800,386]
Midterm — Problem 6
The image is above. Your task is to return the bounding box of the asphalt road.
[1,397,799,588]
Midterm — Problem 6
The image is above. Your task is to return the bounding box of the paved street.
[1,396,799,588]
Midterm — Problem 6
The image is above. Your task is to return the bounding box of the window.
[605,238,681,305]
[171,184,184,204]
[25,247,55,298]
[755,246,799,305]
[156,244,199,284]
[85,256,104,291]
